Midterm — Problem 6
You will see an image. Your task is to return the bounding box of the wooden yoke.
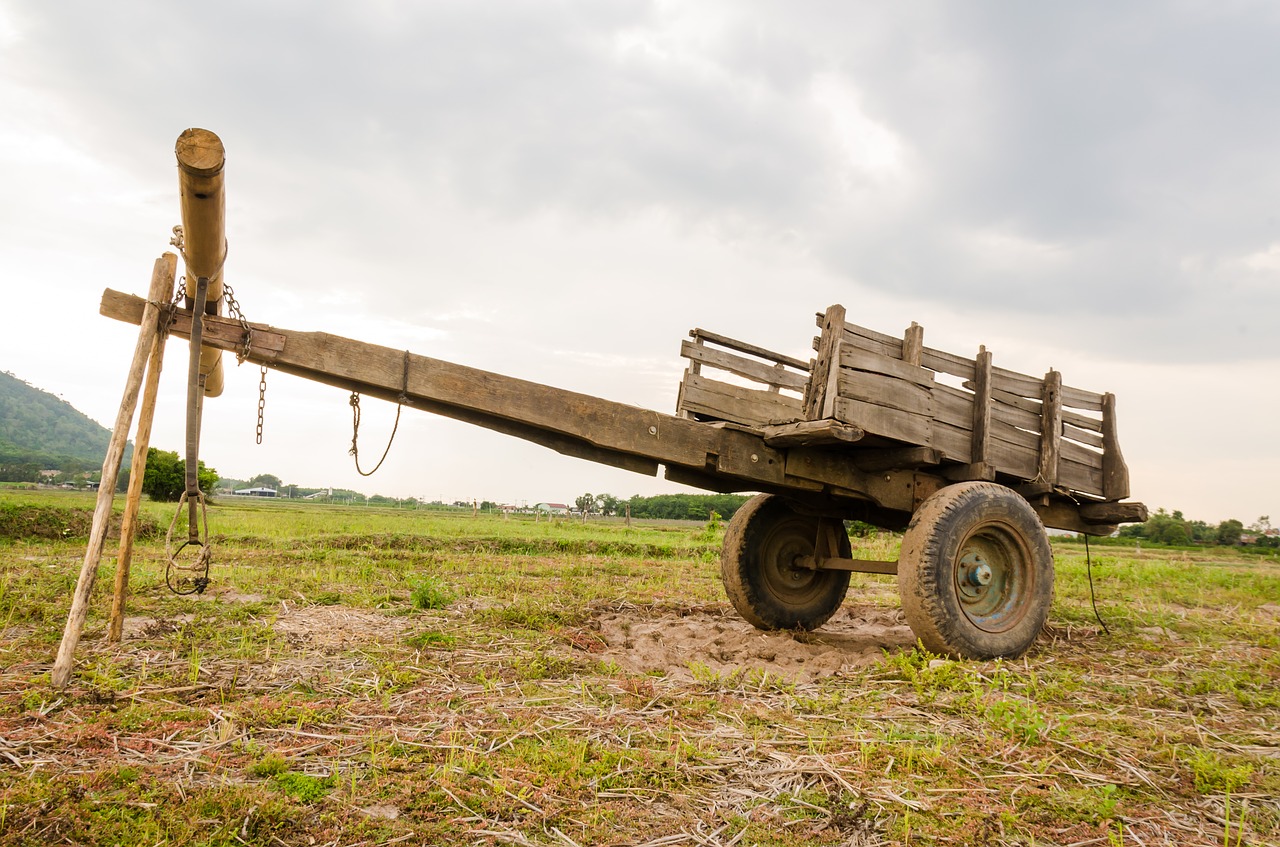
[176,128,227,398]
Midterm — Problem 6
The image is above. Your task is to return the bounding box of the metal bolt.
[648,426,657,435]
[750,453,759,463]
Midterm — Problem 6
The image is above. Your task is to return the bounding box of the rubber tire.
[898,482,1053,659]
[721,494,852,631]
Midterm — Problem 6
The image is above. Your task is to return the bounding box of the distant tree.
[142,448,218,502]
[575,492,595,515]
[596,494,620,517]
[1216,519,1244,546]
[247,473,283,491]
[1250,515,1273,535]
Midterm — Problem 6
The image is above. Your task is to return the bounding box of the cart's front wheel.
[898,482,1053,659]
[721,494,851,631]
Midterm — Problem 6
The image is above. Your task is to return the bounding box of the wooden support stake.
[804,304,845,420]
[1100,392,1130,500]
[970,345,993,470]
[902,322,923,368]
[106,323,169,643]
[1037,369,1063,487]
[52,254,178,689]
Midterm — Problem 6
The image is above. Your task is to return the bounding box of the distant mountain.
[0,370,129,474]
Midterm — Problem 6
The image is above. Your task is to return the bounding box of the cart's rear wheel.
[721,494,851,631]
[898,482,1053,659]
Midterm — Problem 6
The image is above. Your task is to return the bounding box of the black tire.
[721,494,852,631]
[898,482,1053,659]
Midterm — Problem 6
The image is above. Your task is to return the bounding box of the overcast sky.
[2,1,1276,523]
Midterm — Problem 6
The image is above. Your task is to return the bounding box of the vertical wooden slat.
[1100,392,1130,500]
[804,304,845,420]
[902,322,923,367]
[971,345,993,471]
[1038,369,1063,486]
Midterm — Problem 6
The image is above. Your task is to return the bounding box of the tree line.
[1117,509,1275,548]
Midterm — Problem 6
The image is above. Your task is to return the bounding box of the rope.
[350,350,411,477]
[1084,534,1110,635]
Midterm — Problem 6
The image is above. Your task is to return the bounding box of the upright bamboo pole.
[52,253,178,689]
[175,128,227,398]
[106,317,170,643]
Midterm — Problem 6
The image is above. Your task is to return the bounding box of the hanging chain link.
[256,365,268,445]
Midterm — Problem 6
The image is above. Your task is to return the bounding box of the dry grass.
[0,491,1277,846]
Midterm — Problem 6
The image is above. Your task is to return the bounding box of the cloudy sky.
[2,1,1276,523]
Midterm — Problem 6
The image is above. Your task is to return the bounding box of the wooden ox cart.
[101,288,1147,659]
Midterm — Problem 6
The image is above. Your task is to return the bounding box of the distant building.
[535,502,569,515]
[233,487,278,497]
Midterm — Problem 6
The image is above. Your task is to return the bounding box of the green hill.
[0,370,130,479]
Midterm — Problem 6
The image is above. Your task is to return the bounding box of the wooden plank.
[1059,457,1103,496]
[840,326,902,359]
[1101,392,1131,500]
[680,375,803,428]
[985,383,1103,433]
[680,340,808,392]
[834,397,933,446]
[902,322,923,367]
[1079,499,1147,524]
[1061,384,1104,412]
[761,419,864,448]
[839,346,936,387]
[920,347,975,380]
[804,304,846,419]
[690,328,810,371]
[990,397,1043,433]
[930,420,973,464]
[850,446,941,472]
[1064,422,1105,449]
[991,366,1046,400]
[1038,370,1063,486]
[971,346,992,467]
[837,370,933,417]
[1060,438,1103,469]
[931,383,975,431]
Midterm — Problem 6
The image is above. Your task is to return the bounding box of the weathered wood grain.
[1101,392,1131,500]
[54,256,176,689]
[1038,370,1064,486]
[680,374,804,428]
[971,346,993,468]
[761,419,864,448]
[690,328,810,371]
[835,397,933,447]
[804,304,846,419]
[837,371,934,417]
[902,322,924,367]
[680,340,808,392]
[839,346,937,387]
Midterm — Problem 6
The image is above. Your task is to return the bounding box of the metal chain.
[256,366,267,444]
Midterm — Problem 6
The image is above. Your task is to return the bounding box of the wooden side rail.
[676,329,808,428]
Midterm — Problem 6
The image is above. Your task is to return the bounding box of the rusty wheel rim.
[953,522,1034,633]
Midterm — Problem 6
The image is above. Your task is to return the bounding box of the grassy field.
[1,489,1277,846]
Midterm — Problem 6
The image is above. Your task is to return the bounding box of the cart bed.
[677,304,1129,503]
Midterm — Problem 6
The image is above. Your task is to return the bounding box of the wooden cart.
[101,290,1147,659]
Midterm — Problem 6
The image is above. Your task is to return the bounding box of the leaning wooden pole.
[51,253,178,689]
[106,316,170,643]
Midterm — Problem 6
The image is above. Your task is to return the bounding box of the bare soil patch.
[590,602,915,681]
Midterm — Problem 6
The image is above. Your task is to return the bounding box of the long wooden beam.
[99,288,1136,534]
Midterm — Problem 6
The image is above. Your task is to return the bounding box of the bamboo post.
[175,128,227,398]
[106,305,171,643]
[52,254,177,688]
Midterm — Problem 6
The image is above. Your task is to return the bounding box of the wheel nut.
[970,563,993,586]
